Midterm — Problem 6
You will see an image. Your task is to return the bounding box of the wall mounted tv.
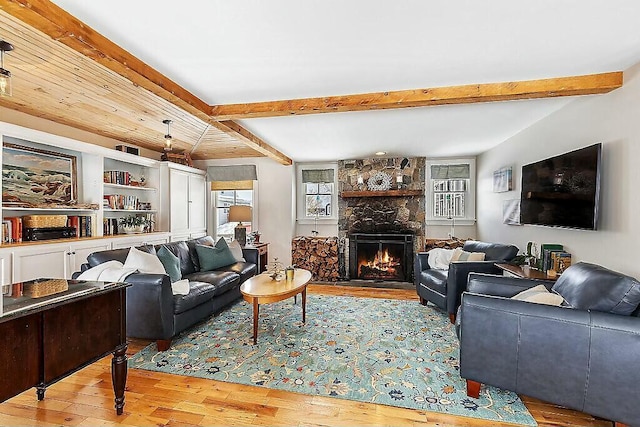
[520,143,601,230]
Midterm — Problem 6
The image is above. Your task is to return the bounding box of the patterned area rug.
[130,295,536,426]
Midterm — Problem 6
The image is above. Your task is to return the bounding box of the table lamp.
[228,205,252,246]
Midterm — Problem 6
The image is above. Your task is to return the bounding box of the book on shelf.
[540,243,563,271]
[104,170,132,185]
[4,217,22,243]
[551,251,572,274]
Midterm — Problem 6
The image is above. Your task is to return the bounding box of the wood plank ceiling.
[0,0,623,165]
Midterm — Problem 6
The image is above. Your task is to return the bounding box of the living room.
[1,1,639,426]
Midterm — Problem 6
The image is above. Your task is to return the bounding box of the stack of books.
[540,243,572,274]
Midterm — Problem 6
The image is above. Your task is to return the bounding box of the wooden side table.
[248,242,268,273]
[495,263,559,282]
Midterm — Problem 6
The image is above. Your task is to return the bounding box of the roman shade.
[208,165,257,190]
[430,164,470,179]
[302,169,334,183]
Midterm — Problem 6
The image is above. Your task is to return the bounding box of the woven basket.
[22,215,68,228]
[23,279,69,298]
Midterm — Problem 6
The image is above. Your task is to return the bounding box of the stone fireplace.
[338,157,425,282]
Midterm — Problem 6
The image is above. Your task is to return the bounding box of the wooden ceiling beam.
[0,0,292,165]
[216,121,292,165]
[209,72,623,120]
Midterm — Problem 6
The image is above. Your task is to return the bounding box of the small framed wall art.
[493,166,513,193]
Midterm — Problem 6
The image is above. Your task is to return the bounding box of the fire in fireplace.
[349,233,414,282]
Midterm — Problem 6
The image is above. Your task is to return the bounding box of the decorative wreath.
[367,171,393,191]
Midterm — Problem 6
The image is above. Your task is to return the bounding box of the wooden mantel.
[340,190,423,198]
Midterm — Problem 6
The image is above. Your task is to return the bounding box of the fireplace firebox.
[349,233,414,282]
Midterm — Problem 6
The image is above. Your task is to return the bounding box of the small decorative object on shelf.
[367,171,393,191]
[161,150,193,167]
[268,258,285,281]
[118,214,153,234]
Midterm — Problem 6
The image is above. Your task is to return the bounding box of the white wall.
[477,61,640,277]
[195,157,295,266]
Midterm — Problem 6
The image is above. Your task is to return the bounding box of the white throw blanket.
[427,248,455,270]
[77,260,137,282]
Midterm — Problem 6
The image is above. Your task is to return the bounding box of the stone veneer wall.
[338,157,426,277]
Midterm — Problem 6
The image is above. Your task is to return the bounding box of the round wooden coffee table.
[240,268,312,345]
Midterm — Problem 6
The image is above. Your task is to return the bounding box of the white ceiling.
[51,0,640,162]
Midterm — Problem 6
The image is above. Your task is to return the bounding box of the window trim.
[426,158,476,226]
[296,162,338,225]
[212,188,255,241]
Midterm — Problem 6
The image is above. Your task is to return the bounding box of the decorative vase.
[122,224,145,234]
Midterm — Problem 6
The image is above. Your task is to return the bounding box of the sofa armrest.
[242,247,259,266]
[446,261,501,314]
[467,272,553,298]
[414,252,430,289]
[123,273,174,341]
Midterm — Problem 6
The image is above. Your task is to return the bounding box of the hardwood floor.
[0,285,612,427]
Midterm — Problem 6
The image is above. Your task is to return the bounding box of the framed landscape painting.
[2,143,77,207]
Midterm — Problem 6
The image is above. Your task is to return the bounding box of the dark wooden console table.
[495,263,559,282]
[0,278,129,414]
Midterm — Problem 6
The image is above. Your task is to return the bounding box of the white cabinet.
[12,240,113,281]
[161,163,207,240]
[13,243,68,282]
[68,240,113,275]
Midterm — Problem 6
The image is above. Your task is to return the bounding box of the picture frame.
[503,199,521,225]
[493,166,513,193]
[2,143,78,207]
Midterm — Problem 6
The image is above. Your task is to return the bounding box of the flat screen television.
[520,143,601,230]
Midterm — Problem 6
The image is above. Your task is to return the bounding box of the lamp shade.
[228,205,252,223]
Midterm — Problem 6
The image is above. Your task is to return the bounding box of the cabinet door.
[188,174,206,232]
[68,241,112,278]
[170,169,190,234]
[13,244,68,282]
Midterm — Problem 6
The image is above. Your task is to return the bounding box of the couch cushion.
[217,261,257,283]
[173,281,216,314]
[196,241,236,271]
[87,245,154,268]
[124,246,165,274]
[184,270,240,296]
[419,269,448,294]
[463,240,518,261]
[160,241,196,277]
[187,236,216,272]
[451,248,486,262]
[157,245,182,282]
[228,239,246,262]
[552,262,640,315]
[512,284,565,306]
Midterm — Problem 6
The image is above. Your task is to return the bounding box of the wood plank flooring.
[0,285,612,427]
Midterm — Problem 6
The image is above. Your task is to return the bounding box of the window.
[296,162,338,222]
[214,190,253,240]
[426,159,476,225]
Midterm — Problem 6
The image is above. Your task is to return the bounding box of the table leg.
[112,343,128,415]
[252,299,259,345]
[302,288,307,324]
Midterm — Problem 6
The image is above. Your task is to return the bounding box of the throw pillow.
[512,284,565,306]
[196,242,237,271]
[450,247,486,262]
[427,248,454,269]
[157,245,182,283]
[171,278,190,296]
[228,239,246,262]
[124,246,166,274]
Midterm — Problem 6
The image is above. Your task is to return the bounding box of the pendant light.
[162,119,173,151]
[0,40,14,97]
